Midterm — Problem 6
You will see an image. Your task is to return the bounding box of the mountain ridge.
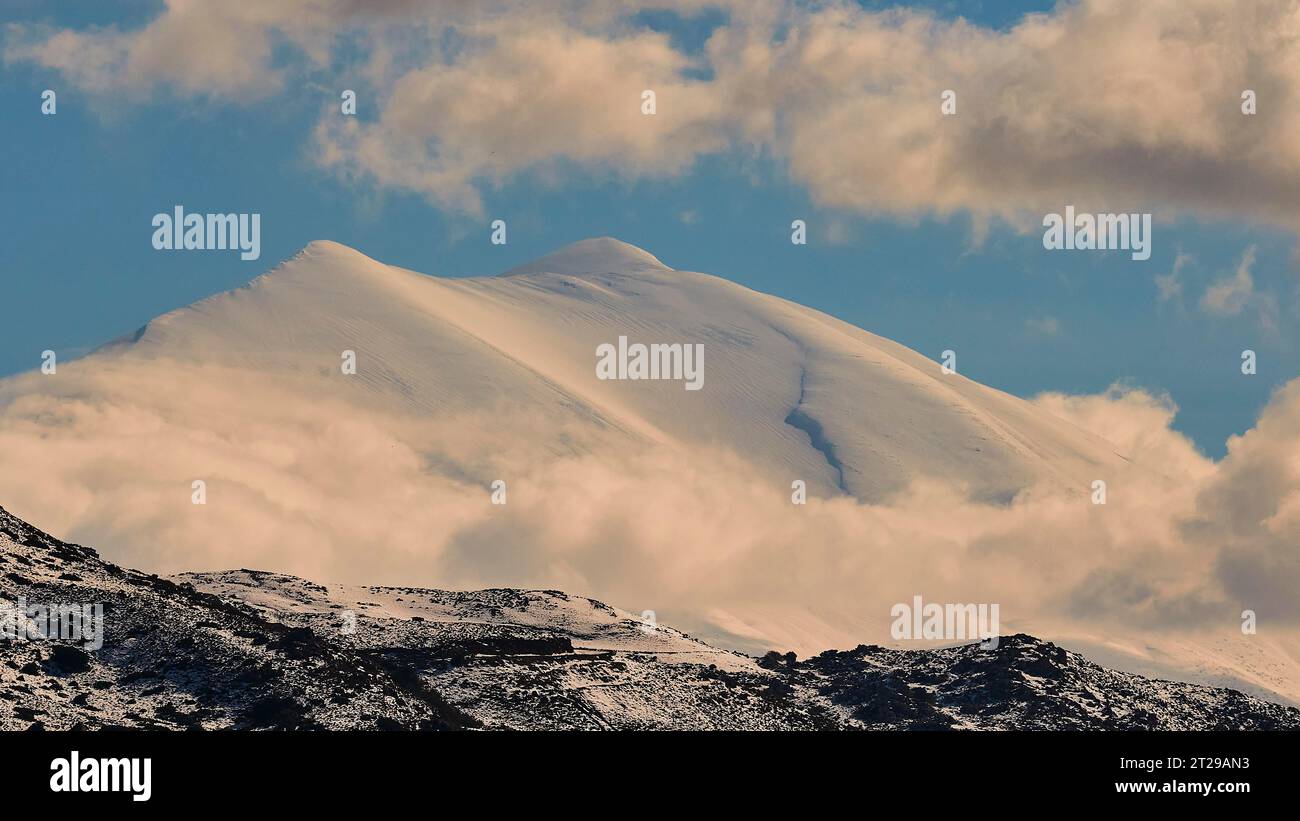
[3,503,1296,731]
[91,237,1131,504]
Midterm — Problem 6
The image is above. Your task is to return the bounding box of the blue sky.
[2,0,1296,457]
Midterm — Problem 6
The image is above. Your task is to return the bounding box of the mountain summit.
[502,237,669,277]
[104,237,1127,505]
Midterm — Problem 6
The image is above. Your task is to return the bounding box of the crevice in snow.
[784,365,850,495]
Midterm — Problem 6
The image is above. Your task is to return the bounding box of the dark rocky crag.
[2,504,1297,731]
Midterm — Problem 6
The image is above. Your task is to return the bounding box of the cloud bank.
[9,0,1300,226]
[2,354,1297,663]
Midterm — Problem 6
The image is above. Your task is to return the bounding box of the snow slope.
[100,238,1128,503]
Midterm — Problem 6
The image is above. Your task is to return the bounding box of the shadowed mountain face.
[3,505,1296,731]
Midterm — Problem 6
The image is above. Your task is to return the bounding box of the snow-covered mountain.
[2,238,1294,707]
[4,505,1296,731]
[101,238,1127,503]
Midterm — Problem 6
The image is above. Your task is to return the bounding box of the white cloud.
[10,1,1300,230]
[1156,252,1192,305]
[1200,245,1279,331]
[314,19,729,212]
[1,353,1295,652]
[1202,246,1258,316]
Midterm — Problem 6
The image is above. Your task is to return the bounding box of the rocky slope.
[2,505,1297,731]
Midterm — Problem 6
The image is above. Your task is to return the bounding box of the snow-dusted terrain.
[3,505,1296,731]
[1,238,1295,706]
